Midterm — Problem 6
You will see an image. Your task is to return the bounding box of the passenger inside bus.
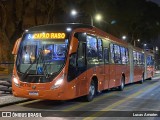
[87,37,98,58]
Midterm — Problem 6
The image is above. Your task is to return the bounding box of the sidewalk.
[0,74,29,107]
[0,95,29,107]
[0,74,12,93]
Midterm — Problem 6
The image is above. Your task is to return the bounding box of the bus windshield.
[16,33,68,76]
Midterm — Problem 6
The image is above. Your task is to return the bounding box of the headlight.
[50,74,64,90]
[13,77,20,87]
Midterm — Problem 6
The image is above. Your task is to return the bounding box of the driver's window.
[67,32,87,81]
[75,33,86,71]
[68,54,77,81]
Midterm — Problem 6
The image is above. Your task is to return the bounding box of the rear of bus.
[12,24,80,100]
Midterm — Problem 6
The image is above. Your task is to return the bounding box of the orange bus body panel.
[12,24,154,100]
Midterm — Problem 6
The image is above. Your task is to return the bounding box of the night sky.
[149,0,160,5]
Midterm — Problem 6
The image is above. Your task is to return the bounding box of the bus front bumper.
[12,87,67,100]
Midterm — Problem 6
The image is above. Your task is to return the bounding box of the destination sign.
[32,33,66,39]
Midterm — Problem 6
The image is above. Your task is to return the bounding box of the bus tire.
[118,76,125,91]
[84,80,95,102]
[140,74,144,84]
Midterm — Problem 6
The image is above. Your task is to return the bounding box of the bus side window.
[77,42,86,72]
[87,35,98,59]
[97,38,103,62]
[75,33,87,72]
[104,48,109,63]
[138,52,143,65]
[68,54,78,81]
[147,55,153,66]
[120,47,126,64]
[141,53,144,65]
[137,52,140,65]
[120,47,128,64]
[133,51,137,65]
[126,48,129,64]
[114,45,121,64]
[110,44,115,63]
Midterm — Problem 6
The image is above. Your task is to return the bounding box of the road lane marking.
[16,82,141,110]
[83,81,158,120]
[17,99,43,106]
[63,84,141,111]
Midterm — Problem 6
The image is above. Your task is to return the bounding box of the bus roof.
[25,23,145,50]
[25,23,129,47]
[26,23,93,32]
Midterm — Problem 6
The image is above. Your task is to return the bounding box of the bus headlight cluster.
[51,74,64,90]
[13,77,20,87]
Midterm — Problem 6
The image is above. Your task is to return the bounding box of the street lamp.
[95,14,102,21]
[155,46,158,52]
[122,35,127,40]
[143,43,158,53]
[134,39,140,46]
[71,10,77,16]
[95,14,110,24]
[70,9,93,26]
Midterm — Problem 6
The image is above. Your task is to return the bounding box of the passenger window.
[110,44,115,63]
[120,47,128,64]
[97,38,103,62]
[126,48,129,64]
[120,47,126,64]
[87,35,98,60]
[141,53,144,65]
[137,52,141,65]
[114,45,121,64]
[147,56,154,66]
[104,48,109,64]
[133,51,137,65]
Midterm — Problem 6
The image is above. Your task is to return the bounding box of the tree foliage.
[0,0,160,62]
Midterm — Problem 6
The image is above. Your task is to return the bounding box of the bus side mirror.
[69,37,78,54]
[12,38,21,55]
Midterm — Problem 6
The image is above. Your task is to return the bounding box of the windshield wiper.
[21,49,51,80]
[21,52,41,80]
[37,50,50,78]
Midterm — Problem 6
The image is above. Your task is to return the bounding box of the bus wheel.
[140,74,144,84]
[118,76,125,91]
[85,80,95,102]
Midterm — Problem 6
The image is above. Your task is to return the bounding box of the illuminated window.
[110,44,115,63]
[133,51,137,65]
[87,35,98,58]
[114,45,121,64]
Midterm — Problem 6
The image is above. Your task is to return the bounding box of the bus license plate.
[29,91,39,96]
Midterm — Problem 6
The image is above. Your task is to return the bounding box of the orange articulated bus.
[12,23,154,101]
